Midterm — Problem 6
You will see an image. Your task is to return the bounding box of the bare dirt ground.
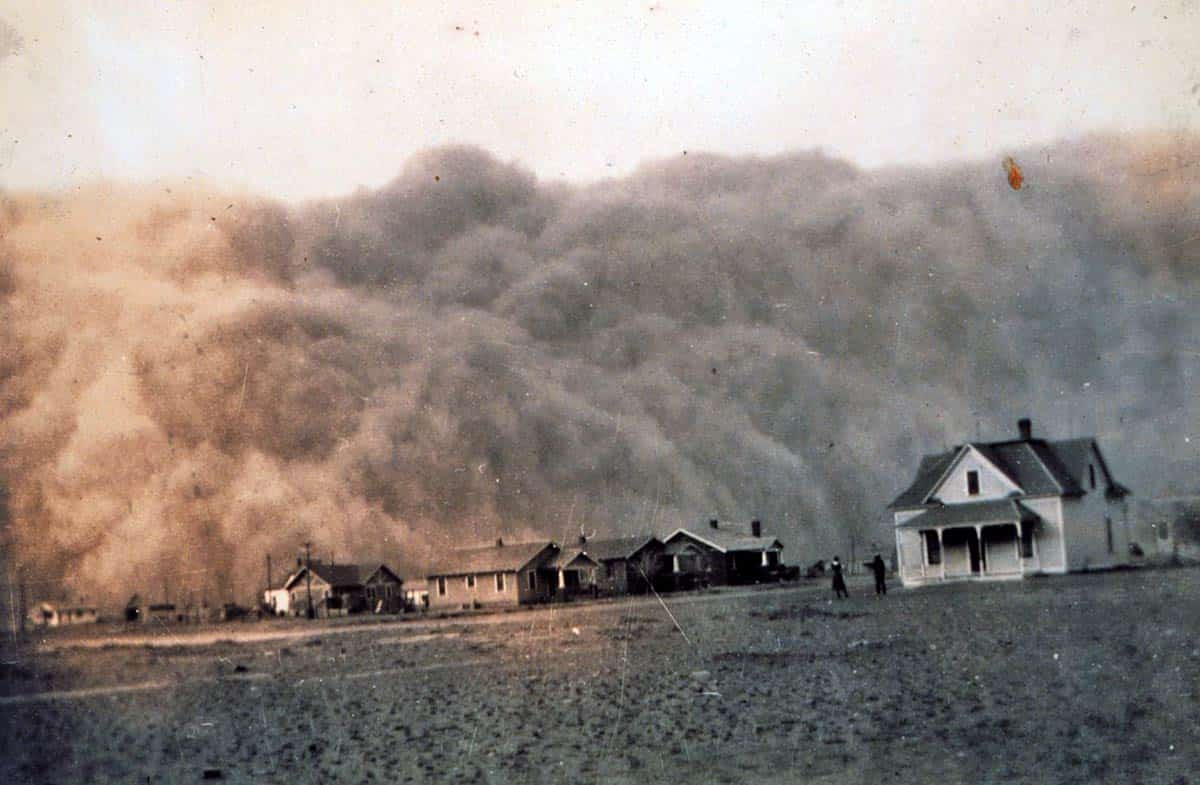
[2,568,1199,784]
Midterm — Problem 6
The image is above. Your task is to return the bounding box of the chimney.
[751,519,761,537]
[709,518,719,530]
[496,537,504,548]
[1018,418,1032,441]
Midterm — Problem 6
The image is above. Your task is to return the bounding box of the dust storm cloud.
[1,134,1197,605]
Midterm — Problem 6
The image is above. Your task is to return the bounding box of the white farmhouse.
[890,419,1131,586]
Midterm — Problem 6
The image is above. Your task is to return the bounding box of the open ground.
[3,568,1199,784]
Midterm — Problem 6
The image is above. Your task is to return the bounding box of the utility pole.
[266,554,273,594]
[304,541,314,620]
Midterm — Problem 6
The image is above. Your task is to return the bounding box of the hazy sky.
[1,1,1197,200]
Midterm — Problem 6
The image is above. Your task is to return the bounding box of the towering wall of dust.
[1,135,1197,605]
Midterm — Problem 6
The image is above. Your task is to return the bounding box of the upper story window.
[437,577,447,596]
[966,470,980,496]
[495,572,506,592]
[466,574,475,589]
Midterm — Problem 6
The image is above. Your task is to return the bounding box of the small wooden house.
[580,536,665,595]
[361,564,405,613]
[662,519,784,589]
[425,539,559,610]
[283,561,403,617]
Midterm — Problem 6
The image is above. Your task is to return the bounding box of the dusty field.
[2,568,1199,784]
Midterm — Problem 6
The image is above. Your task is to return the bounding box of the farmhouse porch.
[898,499,1041,580]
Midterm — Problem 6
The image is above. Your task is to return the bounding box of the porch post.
[557,568,565,590]
[974,525,984,574]
[937,528,945,580]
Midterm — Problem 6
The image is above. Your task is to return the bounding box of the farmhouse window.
[1105,517,1114,554]
[923,530,942,565]
[966,470,980,496]
[437,577,446,597]
[495,573,506,592]
[1020,524,1035,559]
[528,571,536,590]
[466,574,475,589]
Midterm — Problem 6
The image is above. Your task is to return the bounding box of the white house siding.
[1020,496,1067,574]
[894,498,1069,586]
[982,526,1021,574]
[935,448,1021,504]
[895,526,926,585]
[1061,494,1131,571]
[264,588,291,616]
[428,570,522,610]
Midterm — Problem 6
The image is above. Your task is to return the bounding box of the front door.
[942,528,981,577]
[982,524,1020,574]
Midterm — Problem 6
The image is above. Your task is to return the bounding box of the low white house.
[27,602,99,628]
[889,419,1131,587]
[425,539,560,610]
[263,586,292,616]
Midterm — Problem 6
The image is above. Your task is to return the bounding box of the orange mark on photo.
[1003,156,1023,190]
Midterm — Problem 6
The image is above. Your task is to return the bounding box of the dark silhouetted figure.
[869,554,887,596]
[831,556,848,599]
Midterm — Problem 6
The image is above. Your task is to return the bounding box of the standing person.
[830,556,849,599]
[870,554,887,597]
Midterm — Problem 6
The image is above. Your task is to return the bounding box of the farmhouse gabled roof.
[894,498,1042,529]
[889,452,958,509]
[1051,438,1130,498]
[889,436,1118,510]
[426,541,558,578]
[359,564,403,586]
[547,548,600,570]
[665,526,783,554]
[579,535,661,562]
[284,562,372,591]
